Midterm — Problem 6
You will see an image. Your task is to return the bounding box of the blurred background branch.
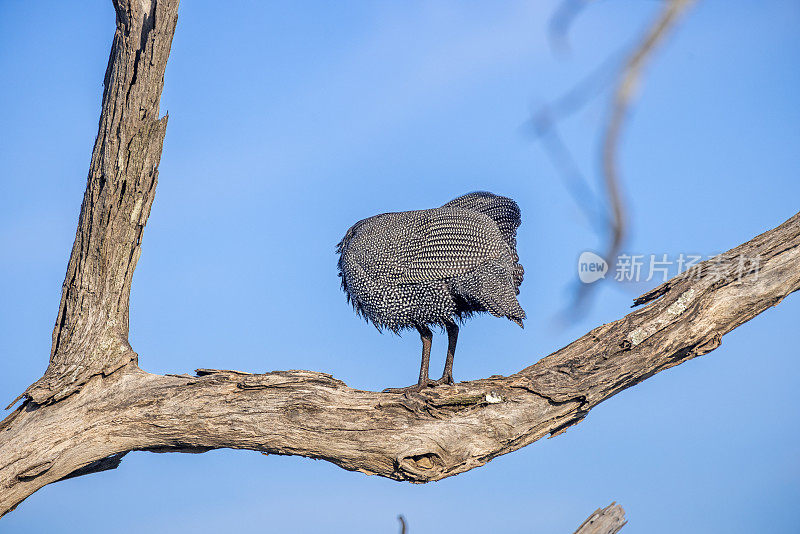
[533,0,698,316]
[600,0,697,297]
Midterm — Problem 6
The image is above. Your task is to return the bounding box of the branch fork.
[2,0,799,521]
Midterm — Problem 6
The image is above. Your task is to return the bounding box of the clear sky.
[1,1,798,532]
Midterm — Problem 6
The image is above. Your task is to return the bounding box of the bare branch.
[599,0,697,279]
[2,0,797,523]
[13,0,180,407]
[528,50,622,231]
[534,0,698,314]
[548,0,594,56]
[573,502,627,534]
[2,210,797,515]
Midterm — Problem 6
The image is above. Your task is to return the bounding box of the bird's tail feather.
[453,260,526,327]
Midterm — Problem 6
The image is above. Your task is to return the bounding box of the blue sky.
[1,1,798,532]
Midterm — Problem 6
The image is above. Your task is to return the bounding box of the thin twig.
[548,0,595,56]
[573,0,698,312]
[572,502,627,534]
[528,50,625,230]
[602,0,698,264]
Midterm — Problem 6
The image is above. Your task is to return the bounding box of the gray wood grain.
[573,503,627,534]
[1,0,799,520]
[16,0,177,406]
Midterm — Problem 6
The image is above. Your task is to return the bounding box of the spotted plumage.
[336,191,525,390]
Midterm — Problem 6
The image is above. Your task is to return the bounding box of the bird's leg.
[435,321,458,385]
[383,324,434,393]
[415,324,434,389]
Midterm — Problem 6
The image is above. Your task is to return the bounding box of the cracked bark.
[2,0,799,521]
[16,0,175,407]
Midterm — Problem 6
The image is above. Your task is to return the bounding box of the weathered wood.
[17,0,179,406]
[2,0,800,521]
[573,503,627,534]
[1,210,798,515]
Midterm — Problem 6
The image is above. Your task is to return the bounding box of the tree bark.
[2,0,799,520]
[573,503,627,534]
[16,0,178,407]
[2,209,798,516]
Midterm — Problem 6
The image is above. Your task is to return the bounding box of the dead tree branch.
[1,0,798,520]
[600,0,696,273]
[573,502,627,534]
[2,207,797,515]
[12,0,178,407]
[535,0,698,313]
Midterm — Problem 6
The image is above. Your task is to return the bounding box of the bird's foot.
[383,387,413,394]
[432,375,455,386]
[382,382,430,394]
[382,377,453,393]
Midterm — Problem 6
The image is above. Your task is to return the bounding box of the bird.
[336,191,525,391]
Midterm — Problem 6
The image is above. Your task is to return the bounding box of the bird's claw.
[432,375,454,386]
[382,376,454,394]
[382,383,429,394]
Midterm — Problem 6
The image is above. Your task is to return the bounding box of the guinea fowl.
[337,191,525,390]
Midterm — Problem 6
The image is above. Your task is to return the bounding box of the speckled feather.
[337,192,525,332]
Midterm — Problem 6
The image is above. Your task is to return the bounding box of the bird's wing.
[441,191,521,252]
[398,208,509,284]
